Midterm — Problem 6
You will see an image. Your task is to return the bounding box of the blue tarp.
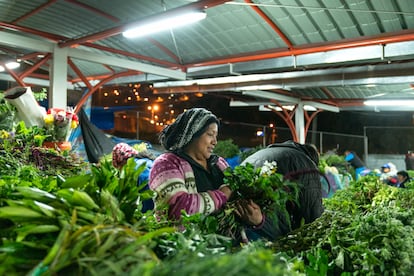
[90,106,138,131]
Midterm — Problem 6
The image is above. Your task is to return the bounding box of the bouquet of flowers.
[43,107,79,142]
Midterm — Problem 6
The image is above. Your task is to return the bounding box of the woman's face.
[187,123,218,160]
[397,174,406,183]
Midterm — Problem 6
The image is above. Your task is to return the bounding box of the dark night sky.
[192,95,414,154]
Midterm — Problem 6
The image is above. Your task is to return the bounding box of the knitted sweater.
[149,152,229,218]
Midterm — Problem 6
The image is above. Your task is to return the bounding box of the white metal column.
[50,45,68,109]
[295,103,305,143]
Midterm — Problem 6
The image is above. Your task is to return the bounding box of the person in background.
[112,142,156,212]
[344,150,369,180]
[396,170,410,188]
[238,140,324,242]
[149,108,234,220]
[379,162,398,186]
[405,151,414,170]
[322,165,343,198]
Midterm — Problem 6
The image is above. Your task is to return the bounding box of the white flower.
[260,160,277,176]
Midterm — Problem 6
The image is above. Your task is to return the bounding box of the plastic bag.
[4,86,46,127]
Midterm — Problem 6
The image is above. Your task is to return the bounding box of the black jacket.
[241,140,323,241]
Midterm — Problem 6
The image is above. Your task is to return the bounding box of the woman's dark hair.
[397,170,409,179]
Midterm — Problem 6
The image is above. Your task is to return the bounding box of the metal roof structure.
[0,0,414,113]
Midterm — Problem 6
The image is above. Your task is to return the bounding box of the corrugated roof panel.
[81,0,194,23]
[330,86,369,99]
[80,0,156,23]
[293,87,328,99]
[0,0,413,110]
[374,1,403,32]
[307,8,342,41]
[0,0,42,22]
[290,2,327,43]
[15,2,109,38]
[322,0,362,38]
[268,5,309,45]
[99,37,159,60]
[327,84,410,99]
[351,1,383,35]
[398,0,414,28]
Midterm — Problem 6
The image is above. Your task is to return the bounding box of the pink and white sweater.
[149,152,229,219]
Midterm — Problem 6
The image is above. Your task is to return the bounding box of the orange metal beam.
[19,53,51,79]
[320,87,335,99]
[64,0,120,22]
[68,58,93,91]
[70,74,116,83]
[147,38,182,65]
[244,0,293,49]
[304,109,323,136]
[188,29,414,67]
[266,101,299,142]
[1,63,25,86]
[265,102,323,143]
[28,73,50,80]
[74,70,140,113]
[11,0,58,24]
[18,52,47,61]
[0,20,184,69]
[0,21,65,41]
[84,42,182,69]
[103,65,115,73]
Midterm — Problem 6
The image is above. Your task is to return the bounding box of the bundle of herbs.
[206,161,300,242]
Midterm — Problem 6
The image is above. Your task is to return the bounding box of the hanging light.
[0,61,20,72]
[364,100,414,106]
[123,10,207,38]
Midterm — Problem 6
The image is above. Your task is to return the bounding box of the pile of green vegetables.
[0,124,414,275]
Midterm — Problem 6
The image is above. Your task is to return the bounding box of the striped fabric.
[149,152,229,219]
[159,108,218,151]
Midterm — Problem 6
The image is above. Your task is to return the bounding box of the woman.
[344,150,369,180]
[396,170,410,188]
[149,108,232,219]
[239,141,324,241]
[379,162,398,186]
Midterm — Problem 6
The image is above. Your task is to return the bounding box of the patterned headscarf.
[159,108,219,151]
[112,142,138,168]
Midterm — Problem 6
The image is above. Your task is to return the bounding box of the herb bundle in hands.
[212,161,301,241]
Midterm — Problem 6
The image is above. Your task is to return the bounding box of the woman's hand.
[235,199,263,226]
